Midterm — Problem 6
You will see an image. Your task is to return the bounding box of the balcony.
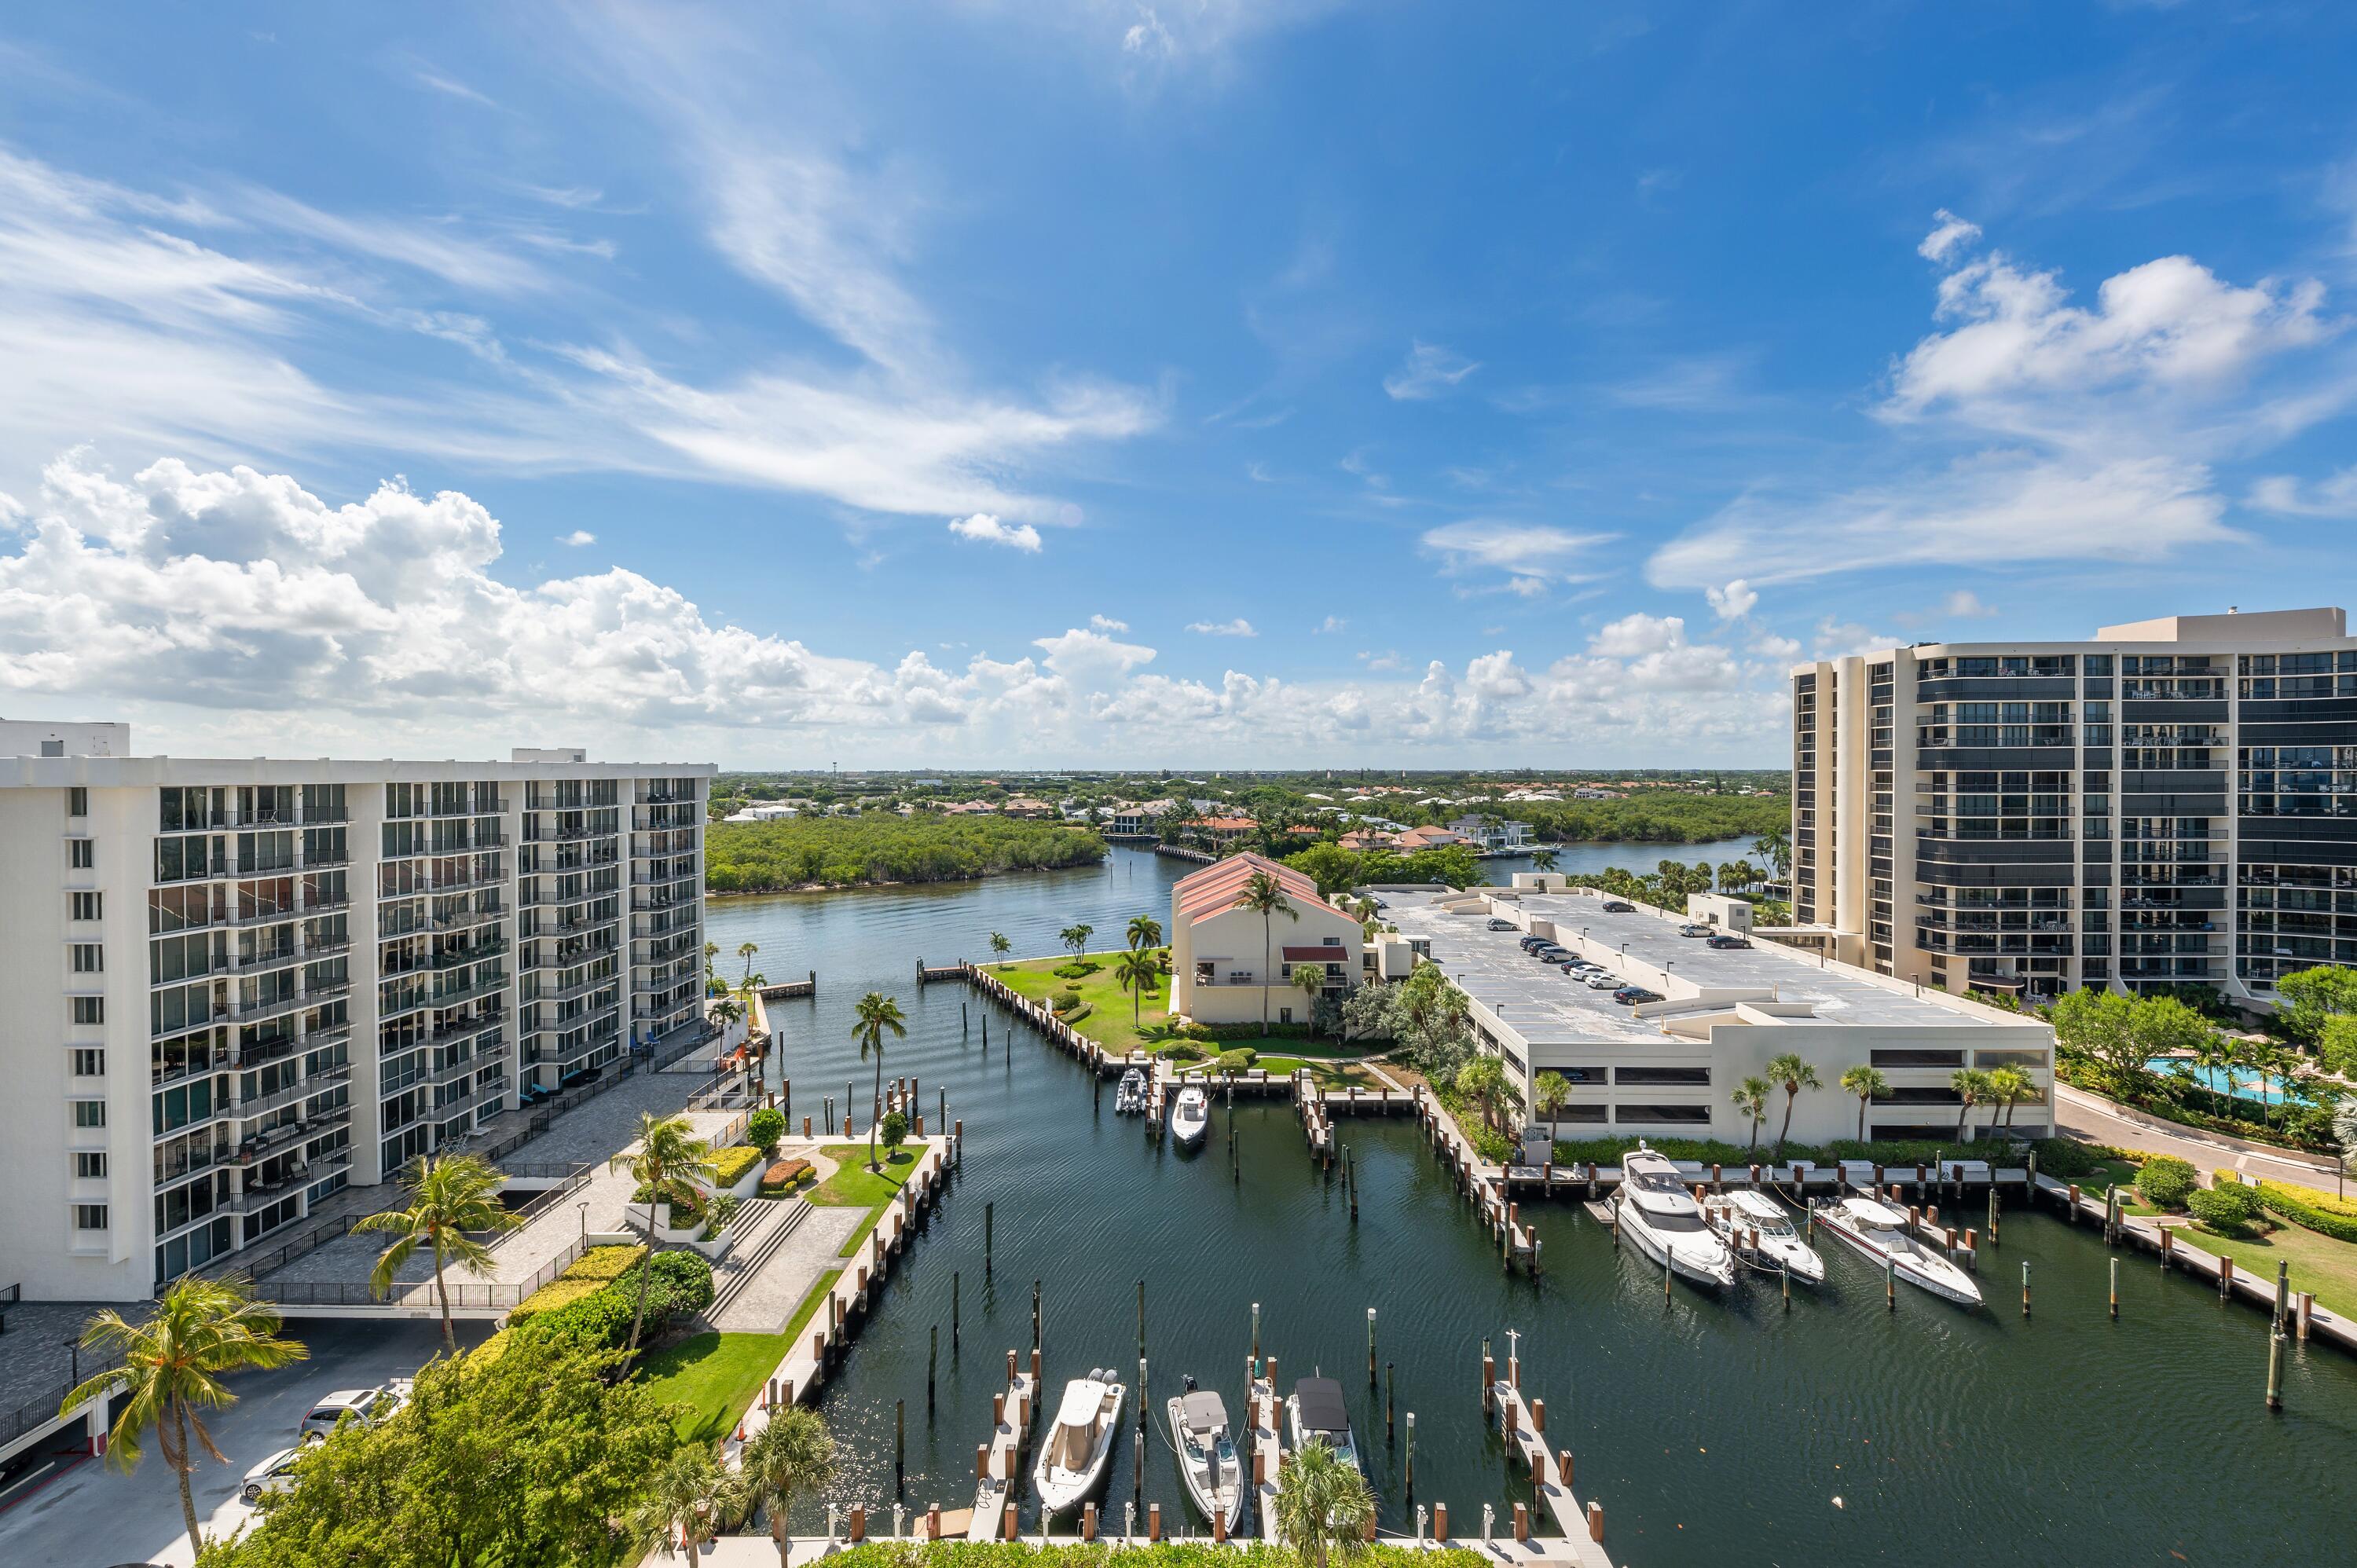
[433,936,512,969]
[232,1064,353,1121]
[427,1009,508,1046]
[524,823,614,844]
[526,973,621,1006]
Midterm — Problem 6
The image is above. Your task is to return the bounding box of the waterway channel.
[707,845,2357,1566]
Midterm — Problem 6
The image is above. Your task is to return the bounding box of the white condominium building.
[0,721,713,1302]
[1790,606,2357,1009]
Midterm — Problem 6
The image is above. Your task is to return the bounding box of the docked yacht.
[1170,1086,1210,1148]
[1166,1379,1245,1535]
[1613,1145,1736,1288]
[1814,1195,1984,1306]
[1033,1371,1126,1515]
[1115,1068,1147,1116]
[1702,1189,1826,1285]
[1284,1376,1360,1473]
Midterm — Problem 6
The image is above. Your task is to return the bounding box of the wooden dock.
[968,1350,1038,1540]
[756,971,816,1000]
[1414,1087,1540,1273]
[1248,1369,1283,1544]
[1486,1347,1613,1566]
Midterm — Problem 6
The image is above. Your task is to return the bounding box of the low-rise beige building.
[1169,852,1363,1027]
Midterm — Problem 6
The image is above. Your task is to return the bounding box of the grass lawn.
[995,951,1379,1065]
[809,1143,920,1257]
[1175,1052,1371,1089]
[636,1266,843,1442]
[2183,1220,2357,1319]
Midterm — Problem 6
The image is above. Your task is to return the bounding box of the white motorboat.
[1814,1196,1984,1306]
[1166,1379,1245,1536]
[1613,1145,1736,1288]
[1115,1068,1146,1115]
[1702,1189,1826,1285]
[1284,1376,1359,1473]
[1033,1371,1126,1515]
[1170,1086,1210,1147]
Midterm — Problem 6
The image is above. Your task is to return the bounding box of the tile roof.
[1172,851,1346,923]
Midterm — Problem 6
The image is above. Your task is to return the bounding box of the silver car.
[296,1377,412,1444]
[241,1445,305,1502]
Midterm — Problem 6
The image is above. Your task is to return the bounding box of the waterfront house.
[1168,852,1364,1028]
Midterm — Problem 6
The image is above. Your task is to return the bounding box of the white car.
[241,1445,305,1503]
[296,1377,412,1444]
[1583,973,1617,990]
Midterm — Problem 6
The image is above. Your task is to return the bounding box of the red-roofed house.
[1169,852,1363,1026]
[1391,824,1473,852]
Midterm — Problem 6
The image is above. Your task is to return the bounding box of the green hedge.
[2187,1181,2264,1236]
[567,1244,648,1281]
[816,1543,1488,1568]
[710,1145,765,1189]
[2257,1180,2357,1244]
[522,1251,715,1349]
[2135,1156,2198,1210]
[507,1277,607,1326]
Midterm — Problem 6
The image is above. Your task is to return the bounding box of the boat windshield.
[1649,1211,1708,1233]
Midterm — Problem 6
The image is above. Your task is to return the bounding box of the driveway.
[0,1319,483,1568]
[2056,1082,2344,1191]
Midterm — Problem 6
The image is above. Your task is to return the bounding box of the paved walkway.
[2056,1082,2343,1190]
[707,1202,863,1333]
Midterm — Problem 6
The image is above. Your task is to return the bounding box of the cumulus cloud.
[1314,615,1346,633]
[1918,208,1982,263]
[1940,588,1996,617]
[1383,340,1480,400]
[949,513,1043,551]
[1704,579,1758,621]
[559,529,596,546]
[1186,617,1257,637]
[1088,614,1130,632]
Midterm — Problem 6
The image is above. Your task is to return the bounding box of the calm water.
[710,847,2357,1566]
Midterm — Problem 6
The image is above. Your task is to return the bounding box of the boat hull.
[1615,1199,1735,1288]
[1815,1211,1983,1306]
[1166,1397,1245,1536]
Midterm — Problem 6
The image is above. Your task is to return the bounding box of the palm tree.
[1984,1066,2031,1135]
[1273,1434,1376,1568]
[1293,962,1327,1037]
[738,940,761,987]
[609,1112,717,1352]
[1127,914,1164,951]
[1458,1053,1506,1133]
[1838,1064,1888,1142]
[1950,1068,1992,1143]
[1765,1052,1820,1156]
[704,940,721,995]
[740,1405,838,1567]
[631,1444,746,1559]
[1530,847,1560,874]
[1113,946,1161,1029]
[1530,1071,1570,1138]
[1058,923,1095,962]
[63,1275,308,1555]
[989,931,1012,967]
[1732,1076,1771,1157]
[351,1152,519,1354]
[1233,868,1299,1035]
[1751,826,1791,883]
[852,991,908,1171]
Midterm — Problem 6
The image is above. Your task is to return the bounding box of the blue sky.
[2,2,2355,765]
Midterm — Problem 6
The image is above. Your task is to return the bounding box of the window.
[71,943,104,973]
[1615,1066,1711,1086]
[71,1047,105,1076]
[72,996,105,1025]
[71,891,102,921]
[68,786,89,815]
[1547,1105,1608,1124]
[70,838,94,869]
[1615,1103,1713,1123]
[75,1151,108,1179]
[72,1100,107,1128]
[75,1204,109,1231]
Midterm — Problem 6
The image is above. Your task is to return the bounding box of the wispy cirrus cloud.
[1384,339,1479,400]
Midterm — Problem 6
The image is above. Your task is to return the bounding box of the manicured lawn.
[996,951,1172,1053]
[809,1144,919,1256]
[1175,1053,1370,1089]
[636,1266,843,1442]
[2182,1218,2357,1319]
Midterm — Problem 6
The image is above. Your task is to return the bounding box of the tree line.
[706,815,1106,891]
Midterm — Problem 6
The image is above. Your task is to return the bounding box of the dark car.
[1516,934,1547,950]
[1612,986,1662,1006]
[1600,900,1636,914]
[1706,934,1752,950]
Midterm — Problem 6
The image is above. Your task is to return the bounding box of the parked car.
[242,1445,306,1503]
[1533,947,1568,962]
[1488,918,1518,932]
[1600,900,1635,914]
[1583,973,1618,989]
[1677,923,1712,937]
[1613,987,1662,1006]
[1517,934,1548,950]
[1706,934,1752,950]
[297,1378,412,1444]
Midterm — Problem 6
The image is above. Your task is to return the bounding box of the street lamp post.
[64,1335,79,1387]
[577,1200,590,1244]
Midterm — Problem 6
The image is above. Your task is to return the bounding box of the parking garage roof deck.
[1379,886,2014,1047]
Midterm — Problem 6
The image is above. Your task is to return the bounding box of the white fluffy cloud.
[1704,579,1758,621]
[1088,614,1130,632]
[559,529,596,546]
[1917,208,1982,263]
[1185,617,1257,637]
[1383,340,1480,400]
[949,513,1044,551]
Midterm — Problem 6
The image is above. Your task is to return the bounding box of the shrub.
[1211,1047,1259,1075]
[880,1109,910,1150]
[2256,1180,2357,1244]
[760,1157,813,1195]
[1053,961,1099,980]
[1052,989,1083,1013]
[566,1244,647,1281]
[747,1106,786,1157]
[1157,1040,1207,1063]
[2135,1155,2198,1210]
[1471,1125,1514,1163]
[507,1277,607,1326]
[2187,1180,2265,1236]
[2026,1138,2108,1179]
[709,1145,765,1189]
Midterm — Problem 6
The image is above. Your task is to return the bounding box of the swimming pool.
[2146,1058,2311,1105]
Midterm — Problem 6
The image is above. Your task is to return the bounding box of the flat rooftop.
[1379,886,2009,1047]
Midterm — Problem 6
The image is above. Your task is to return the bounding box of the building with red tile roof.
[1169,852,1364,1026]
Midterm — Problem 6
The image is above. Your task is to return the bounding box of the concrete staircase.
[705,1198,811,1321]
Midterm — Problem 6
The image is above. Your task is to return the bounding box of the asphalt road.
[0,1318,487,1568]
[2056,1081,2346,1191]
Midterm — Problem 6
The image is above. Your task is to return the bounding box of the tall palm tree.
[852,991,908,1172]
[351,1152,519,1354]
[1233,868,1298,1035]
[610,1112,717,1352]
[630,1444,746,1559]
[738,940,761,987]
[1950,1068,1992,1143]
[704,940,721,995]
[1838,1064,1888,1142]
[989,931,1012,967]
[1530,1071,1570,1137]
[1984,1066,2030,1135]
[740,1405,838,1567]
[1751,826,1791,883]
[1273,1434,1376,1568]
[1458,1054,1506,1133]
[1113,946,1161,1028]
[1765,1052,1820,1156]
[1530,847,1560,874]
[63,1275,307,1555]
[1732,1076,1771,1157]
[1293,962,1327,1037]
[1127,914,1164,951]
